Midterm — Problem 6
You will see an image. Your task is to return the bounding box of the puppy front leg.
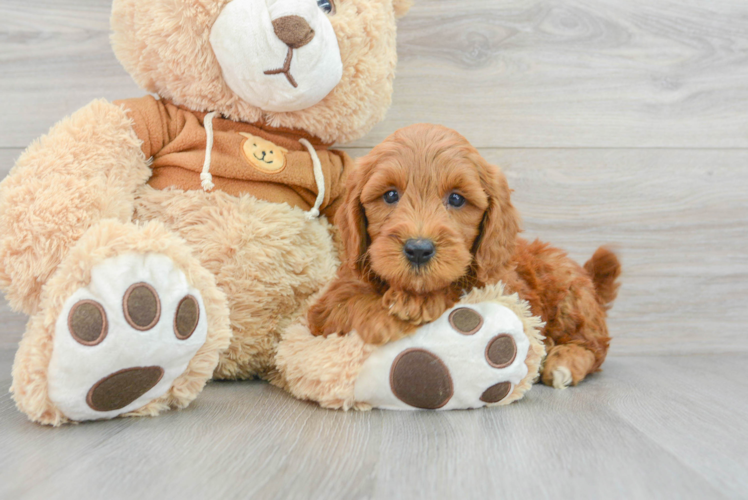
[308,277,416,345]
[382,289,456,325]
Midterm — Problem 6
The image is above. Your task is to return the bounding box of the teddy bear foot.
[354,303,534,410]
[11,220,232,425]
[275,284,545,412]
[45,253,209,421]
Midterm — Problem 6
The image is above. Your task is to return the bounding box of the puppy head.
[337,124,520,293]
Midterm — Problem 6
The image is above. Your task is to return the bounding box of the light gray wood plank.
[604,355,748,499]
[2,353,745,500]
[3,0,748,148]
[0,0,142,149]
[359,0,748,148]
[490,148,748,355]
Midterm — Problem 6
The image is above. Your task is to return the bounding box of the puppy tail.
[584,247,621,308]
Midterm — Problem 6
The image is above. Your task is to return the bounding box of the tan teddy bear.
[1,0,413,425]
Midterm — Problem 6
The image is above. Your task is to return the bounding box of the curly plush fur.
[309,124,621,387]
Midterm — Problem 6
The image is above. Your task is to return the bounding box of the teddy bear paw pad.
[47,253,208,421]
[354,303,530,410]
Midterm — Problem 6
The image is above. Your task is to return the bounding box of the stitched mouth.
[264,47,298,88]
[253,152,273,164]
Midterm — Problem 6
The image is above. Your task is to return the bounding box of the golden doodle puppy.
[308,124,621,388]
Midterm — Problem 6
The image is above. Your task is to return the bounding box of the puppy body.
[309,124,620,388]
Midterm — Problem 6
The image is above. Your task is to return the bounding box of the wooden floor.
[2,349,748,500]
[1,0,747,498]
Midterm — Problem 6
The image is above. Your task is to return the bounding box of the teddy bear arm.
[114,96,188,159]
[0,99,152,314]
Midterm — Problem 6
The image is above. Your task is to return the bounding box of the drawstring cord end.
[200,172,215,191]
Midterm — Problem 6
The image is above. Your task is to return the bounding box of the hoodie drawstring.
[299,138,325,220]
[201,111,218,191]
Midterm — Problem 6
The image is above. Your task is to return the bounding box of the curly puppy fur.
[308,124,621,387]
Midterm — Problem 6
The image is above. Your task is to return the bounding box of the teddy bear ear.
[393,0,414,18]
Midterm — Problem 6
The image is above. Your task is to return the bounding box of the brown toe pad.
[123,283,161,331]
[68,300,108,346]
[480,381,512,404]
[174,295,200,340]
[87,366,165,412]
[486,334,517,368]
[448,307,484,335]
[390,349,453,409]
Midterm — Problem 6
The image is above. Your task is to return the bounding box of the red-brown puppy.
[308,124,621,388]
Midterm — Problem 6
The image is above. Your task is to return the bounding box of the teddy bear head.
[111,0,412,144]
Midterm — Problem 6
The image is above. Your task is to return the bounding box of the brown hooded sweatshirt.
[115,95,353,220]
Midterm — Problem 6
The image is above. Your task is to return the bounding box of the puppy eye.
[383,190,400,205]
[316,0,335,14]
[447,193,466,208]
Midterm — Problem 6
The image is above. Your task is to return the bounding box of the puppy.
[308,124,621,388]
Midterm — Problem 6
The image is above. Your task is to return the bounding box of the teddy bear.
[2,0,415,425]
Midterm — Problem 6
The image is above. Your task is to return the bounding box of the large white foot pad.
[354,303,530,410]
[47,253,208,421]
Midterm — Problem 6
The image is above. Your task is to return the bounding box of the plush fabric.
[133,186,340,380]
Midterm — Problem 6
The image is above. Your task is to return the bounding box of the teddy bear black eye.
[317,0,335,14]
[383,190,399,205]
[447,193,466,208]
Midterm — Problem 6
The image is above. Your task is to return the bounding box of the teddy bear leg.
[10,219,231,425]
[273,324,377,410]
[277,285,545,411]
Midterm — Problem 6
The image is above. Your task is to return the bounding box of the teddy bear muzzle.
[210,0,343,112]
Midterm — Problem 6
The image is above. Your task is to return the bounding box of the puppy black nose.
[403,239,436,266]
[272,15,315,49]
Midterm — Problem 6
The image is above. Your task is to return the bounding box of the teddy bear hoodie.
[116,96,352,220]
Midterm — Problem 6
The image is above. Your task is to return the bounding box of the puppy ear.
[472,160,520,285]
[335,163,370,277]
[393,0,413,19]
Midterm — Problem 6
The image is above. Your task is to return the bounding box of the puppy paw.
[551,367,572,389]
[383,289,449,325]
[540,344,597,389]
[47,253,209,421]
[354,303,531,410]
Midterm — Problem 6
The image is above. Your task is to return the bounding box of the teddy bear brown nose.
[272,15,315,49]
